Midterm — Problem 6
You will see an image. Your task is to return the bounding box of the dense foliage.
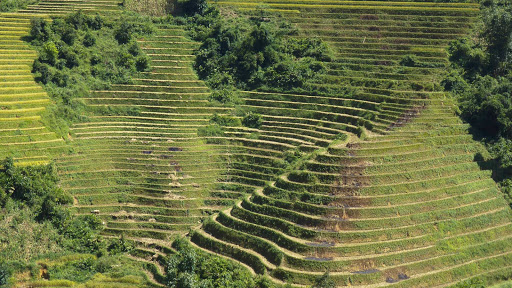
[165,238,277,288]
[174,4,331,91]
[0,158,140,286]
[444,0,512,197]
[0,0,37,12]
[29,11,153,138]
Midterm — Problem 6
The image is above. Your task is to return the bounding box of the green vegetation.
[444,0,512,198]
[174,4,331,92]
[165,237,272,288]
[0,157,147,286]
[29,11,153,138]
[0,0,38,12]
[1,0,512,286]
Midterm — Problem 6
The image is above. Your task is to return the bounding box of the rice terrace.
[0,0,512,286]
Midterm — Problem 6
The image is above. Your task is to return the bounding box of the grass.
[0,0,511,287]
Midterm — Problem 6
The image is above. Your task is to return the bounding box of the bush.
[211,114,241,127]
[0,261,10,286]
[165,237,258,288]
[115,22,133,44]
[400,55,420,67]
[0,0,37,12]
[0,158,72,220]
[83,32,96,47]
[208,88,238,104]
[30,18,51,42]
[42,41,58,65]
[182,0,207,16]
[61,27,77,45]
[242,113,263,129]
[197,125,224,138]
[312,272,335,288]
[189,5,330,91]
[135,55,150,71]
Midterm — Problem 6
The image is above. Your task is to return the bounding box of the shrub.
[61,27,77,45]
[242,113,263,129]
[128,42,141,56]
[182,0,207,16]
[30,18,51,42]
[189,5,330,91]
[135,55,150,72]
[400,55,420,67]
[107,236,134,255]
[0,0,37,12]
[0,261,10,286]
[197,125,224,138]
[312,272,335,288]
[211,114,241,127]
[66,9,91,30]
[32,60,53,84]
[83,32,96,47]
[288,171,318,184]
[87,15,103,30]
[454,278,485,288]
[42,41,58,65]
[208,88,238,104]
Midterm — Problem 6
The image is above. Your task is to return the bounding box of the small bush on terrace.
[242,113,263,129]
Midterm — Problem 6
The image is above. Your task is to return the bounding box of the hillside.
[0,0,511,287]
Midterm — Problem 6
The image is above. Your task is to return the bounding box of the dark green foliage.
[83,32,96,47]
[61,27,77,45]
[0,0,37,11]
[0,261,10,286]
[458,75,512,137]
[242,113,263,129]
[135,55,150,72]
[263,59,325,90]
[183,4,331,91]
[0,158,72,222]
[312,272,336,288]
[447,39,487,79]
[209,88,239,104]
[285,38,332,61]
[114,20,154,44]
[115,22,134,44]
[165,237,271,288]
[198,125,225,144]
[446,0,512,200]
[482,0,512,73]
[399,55,421,67]
[60,215,105,255]
[29,11,152,138]
[288,171,318,184]
[211,114,241,127]
[30,18,51,42]
[182,0,207,16]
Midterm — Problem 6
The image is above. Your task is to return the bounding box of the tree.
[242,113,263,129]
[312,272,335,288]
[482,0,512,73]
[42,41,59,65]
[183,0,207,16]
[0,261,10,287]
[30,18,51,42]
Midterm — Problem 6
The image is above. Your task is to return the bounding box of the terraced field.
[0,12,66,166]
[59,26,236,245]
[187,0,512,287]
[1,0,512,286]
